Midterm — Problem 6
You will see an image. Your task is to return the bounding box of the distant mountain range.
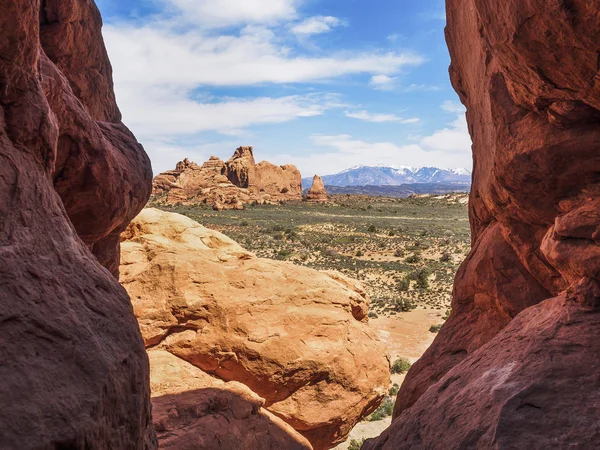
[302,165,472,189]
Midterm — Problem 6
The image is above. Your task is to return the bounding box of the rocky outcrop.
[120,209,389,450]
[366,1,600,448]
[1,0,154,448]
[152,146,302,208]
[150,350,313,450]
[306,175,328,203]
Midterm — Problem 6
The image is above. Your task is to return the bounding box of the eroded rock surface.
[366,1,600,448]
[152,146,302,209]
[306,175,328,203]
[150,350,313,450]
[1,0,154,448]
[120,209,389,450]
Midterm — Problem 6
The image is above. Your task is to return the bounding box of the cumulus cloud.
[104,24,423,88]
[163,0,299,28]
[290,16,346,35]
[369,74,398,91]
[420,115,471,152]
[441,100,466,113]
[344,110,420,124]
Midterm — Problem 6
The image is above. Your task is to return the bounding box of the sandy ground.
[332,308,441,449]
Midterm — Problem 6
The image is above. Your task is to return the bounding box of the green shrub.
[405,253,421,264]
[240,220,249,227]
[356,250,364,257]
[396,276,410,292]
[440,252,452,262]
[369,397,395,421]
[429,324,443,333]
[415,269,431,290]
[394,249,404,258]
[389,384,400,396]
[348,438,366,450]
[368,225,377,233]
[443,309,451,321]
[368,311,378,319]
[388,230,396,237]
[391,358,412,374]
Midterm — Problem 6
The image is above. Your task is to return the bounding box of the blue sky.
[96,0,472,176]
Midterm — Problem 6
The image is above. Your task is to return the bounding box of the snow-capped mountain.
[302,165,472,188]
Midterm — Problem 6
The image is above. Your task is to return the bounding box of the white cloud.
[441,100,466,113]
[104,24,424,88]
[118,86,340,138]
[164,0,299,28]
[420,114,471,152]
[344,110,420,124]
[369,74,398,91]
[290,16,346,35]
[271,131,472,176]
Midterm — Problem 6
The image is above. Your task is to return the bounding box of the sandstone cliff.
[120,209,390,450]
[366,1,600,448]
[306,175,329,203]
[152,146,302,209]
[0,0,155,448]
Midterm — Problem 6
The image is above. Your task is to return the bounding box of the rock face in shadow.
[306,175,328,203]
[150,350,313,450]
[120,209,390,450]
[152,146,302,209]
[0,0,154,449]
[365,1,600,448]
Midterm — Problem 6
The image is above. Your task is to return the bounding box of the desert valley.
[3,1,600,450]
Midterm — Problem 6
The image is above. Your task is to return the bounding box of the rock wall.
[366,1,600,448]
[152,146,303,208]
[0,0,155,448]
[120,209,390,450]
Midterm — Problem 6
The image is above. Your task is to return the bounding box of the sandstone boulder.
[1,0,154,448]
[306,175,328,203]
[150,350,313,450]
[367,1,600,448]
[120,208,389,450]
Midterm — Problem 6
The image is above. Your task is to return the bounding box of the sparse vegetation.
[429,324,443,333]
[391,358,412,375]
[348,438,367,450]
[156,194,470,314]
[369,397,395,421]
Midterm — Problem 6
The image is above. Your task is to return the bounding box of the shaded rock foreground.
[366,0,600,448]
[120,208,390,450]
[152,146,303,209]
[0,0,155,448]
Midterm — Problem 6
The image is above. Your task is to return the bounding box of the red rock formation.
[152,146,303,208]
[150,350,313,450]
[306,175,328,203]
[1,0,154,448]
[366,1,600,448]
[120,209,390,450]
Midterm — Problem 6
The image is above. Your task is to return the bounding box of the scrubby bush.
[388,230,396,237]
[391,358,412,374]
[240,220,249,227]
[389,383,400,396]
[396,276,410,292]
[440,252,452,262]
[415,269,431,289]
[394,249,405,258]
[405,253,421,264]
[356,250,364,257]
[369,397,395,421]
[429,324,443,333]
[348,438,366,450]
[368,311,378,319]
[368,225,377,233]
[443,309,452,321]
